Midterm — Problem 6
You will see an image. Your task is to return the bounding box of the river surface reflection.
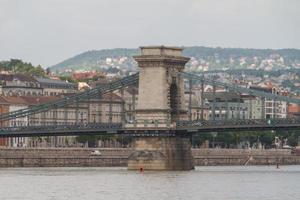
[0,166,299,200]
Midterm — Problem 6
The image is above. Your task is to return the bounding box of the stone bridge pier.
[127,46,194,170]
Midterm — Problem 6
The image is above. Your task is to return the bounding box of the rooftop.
[0,74,38,82]
[0,96,59,105]
[36,77,76,86]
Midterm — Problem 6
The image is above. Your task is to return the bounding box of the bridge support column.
[127,46,193,170]
[128,135,194,171]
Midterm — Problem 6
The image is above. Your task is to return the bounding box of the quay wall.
[0,148,299,167]
[0,148,129,167]
[192,149,300,166]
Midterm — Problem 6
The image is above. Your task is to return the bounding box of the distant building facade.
[0,96,29,147]
[288,102,300,118]
[242,95,263,119]
[203,92,250,120]
[250,86,287,119]
[0,74,43,96]
[0,74,77,97]
[36,78,77,96]
[0,92,124,148]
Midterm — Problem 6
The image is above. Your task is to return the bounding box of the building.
[0,74,43,96]
[287,102,300,118]
[0,74,78,97]
[190,100,210,121]
[184,86,210,120]
[242,95,263,119]
[72,71,104,81]
[118,87,138,123]
[94,80,139,123]
[0,99,9,146]
[0,74,78,96]
[36,78,77,96]
[203,92,250,120]
[87,92,124,123]
[0,96,29,147]
[250,85,288,119]
[0,92,124,148]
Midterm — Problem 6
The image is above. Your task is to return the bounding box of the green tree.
[0,59,47,77]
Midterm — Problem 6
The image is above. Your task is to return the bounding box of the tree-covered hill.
[51,48,139,73]
[50,46,300,73]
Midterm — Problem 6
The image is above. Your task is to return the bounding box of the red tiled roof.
[63,92,123,102]
[0,96,60,106]
[101,92,123,102]
[0,96,27,105]
[20,96,60,105]
[0,92,123,107]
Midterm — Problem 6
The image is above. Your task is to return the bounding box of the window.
[266,102,273,107]
[266,108,272,113]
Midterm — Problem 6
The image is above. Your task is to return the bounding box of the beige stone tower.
[133,46,190,128]
[127,46,194,171]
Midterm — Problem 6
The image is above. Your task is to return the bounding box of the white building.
[250,85,288,119]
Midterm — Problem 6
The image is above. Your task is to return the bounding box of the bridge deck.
[1,119,300,137]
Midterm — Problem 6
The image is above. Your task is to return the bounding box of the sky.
[0,0,299,67]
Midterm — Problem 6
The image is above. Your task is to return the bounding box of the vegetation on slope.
[0,59,47,77]
[50,46,300,72]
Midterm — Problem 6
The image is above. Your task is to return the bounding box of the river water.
[0,166,299,200]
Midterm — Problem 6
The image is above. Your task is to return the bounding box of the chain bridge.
[0,46,299,170]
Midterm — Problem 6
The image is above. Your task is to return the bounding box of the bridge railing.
[0,123,123,134]
[176,118,300,128]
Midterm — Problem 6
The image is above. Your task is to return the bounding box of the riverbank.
[0,148,299,167]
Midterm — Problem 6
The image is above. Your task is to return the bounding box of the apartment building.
[0,92,124,147]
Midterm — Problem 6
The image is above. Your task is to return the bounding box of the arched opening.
[170,83,178,121]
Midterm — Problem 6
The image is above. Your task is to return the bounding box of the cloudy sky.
[0,0,299,67]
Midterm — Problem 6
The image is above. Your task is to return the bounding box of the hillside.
[51,48,139,73]
[50,47,300,74]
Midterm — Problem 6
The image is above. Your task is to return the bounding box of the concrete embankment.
[0,148,299,167]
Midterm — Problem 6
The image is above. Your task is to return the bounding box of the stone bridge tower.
[127,46,194,171]
[133,46,190,127]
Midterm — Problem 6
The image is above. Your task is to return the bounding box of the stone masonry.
[131,46,190,128]
[0,148,299,167]
[127,46,194,170]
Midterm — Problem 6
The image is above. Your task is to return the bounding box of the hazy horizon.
[1,0,299,67]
